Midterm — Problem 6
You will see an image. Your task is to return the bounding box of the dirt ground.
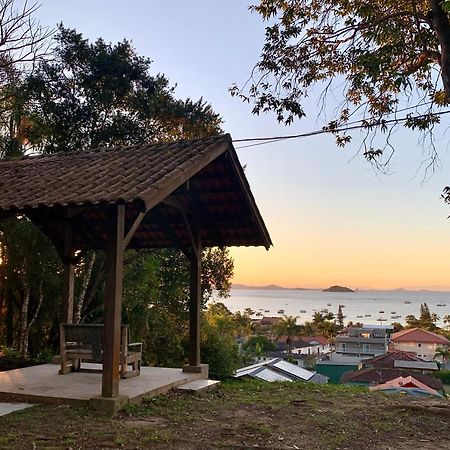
[0,379,449,449]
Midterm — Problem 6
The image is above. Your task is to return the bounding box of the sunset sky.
[37,1,450,291]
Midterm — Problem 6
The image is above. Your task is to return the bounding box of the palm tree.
[434,346,450,367]
[272,315,301,359]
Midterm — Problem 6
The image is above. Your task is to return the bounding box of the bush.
[201,323,241,380]
[433,370,450,385]
[1,346,21,359]
[36,348,54,363]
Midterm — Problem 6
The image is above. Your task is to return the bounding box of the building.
[360,350,439,372]
[369,376,444,398]
[234,358,329,384]
[335,325,393,358]
[275,335,331,355]
[340,367,444,395]
[389,328,450,360]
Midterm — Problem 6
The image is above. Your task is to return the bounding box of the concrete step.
[177,379,220,392]
[0,403,33,417]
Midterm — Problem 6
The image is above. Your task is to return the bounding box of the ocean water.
[217,289,450,327]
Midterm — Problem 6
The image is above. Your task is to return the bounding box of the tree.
[24,26,221,154]
[0,0,52,159]
[243,335,276,355]
[336,305,345,329]
[272,315,301,358]
[434,346,450,365]
[311,309,339,339]
[232,1,450,168]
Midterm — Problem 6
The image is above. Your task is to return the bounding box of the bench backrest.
[61,323,130,360]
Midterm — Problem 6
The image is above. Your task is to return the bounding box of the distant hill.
[232,283,314,291]
[323,285,354,292]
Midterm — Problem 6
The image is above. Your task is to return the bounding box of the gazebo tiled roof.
[0,134,272,251]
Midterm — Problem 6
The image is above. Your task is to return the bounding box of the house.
[234,358,329,384]
[341,367,444,395]
[258,316,281,327]
[360,350,439,372]
[369,376,444,398]
[335,325,392,358]
[315,359,360,384]
[389,328,450,360]
[275,335,331,355]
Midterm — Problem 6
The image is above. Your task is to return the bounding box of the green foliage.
[233,0,450,166]
[243,336,276,354]
[312,309,339,338]
[36,348,54,363]
[1,346,20,359]
[201,318,241,379]
[24,26,222,153]
[433,369,450,384]
[406,303,440,331]
[272,315,301,357]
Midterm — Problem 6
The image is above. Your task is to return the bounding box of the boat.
[379,310,384,313]
[404,300,411,304]
[364,314,371,317]
[356,315,363,318]
[391,315,401,319]
[437,303,446,307]
[391,311,396,314]
[264,310,270,313]
[277,309,285,314]
[300,310,307,313]
[327,303,332,306]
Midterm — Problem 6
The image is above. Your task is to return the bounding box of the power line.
[233,109,450,149]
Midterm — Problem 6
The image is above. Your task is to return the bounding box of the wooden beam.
[182,212,199,259]
[102,204,125,398]
[188,221,202,367]
[123,210,147,250]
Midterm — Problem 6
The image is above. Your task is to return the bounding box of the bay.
[218,288,450,327]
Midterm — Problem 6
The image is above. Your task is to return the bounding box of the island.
[323,285,354,292]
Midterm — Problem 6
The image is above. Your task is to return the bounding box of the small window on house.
[418,343,422,347]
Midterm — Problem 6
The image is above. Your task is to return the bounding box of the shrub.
[433,370,450,385]
[201,323,241,380]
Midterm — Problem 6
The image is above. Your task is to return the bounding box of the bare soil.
[0,379,449,449]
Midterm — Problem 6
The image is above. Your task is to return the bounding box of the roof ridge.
[0,133,231,163]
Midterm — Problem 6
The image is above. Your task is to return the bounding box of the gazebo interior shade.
[0,134,272,252]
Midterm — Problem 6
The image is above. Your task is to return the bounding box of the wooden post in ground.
[60,222,75,375]
[102,204,125,398]
[184,221,202,370]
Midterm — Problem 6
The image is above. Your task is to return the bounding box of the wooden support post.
[61,222,74,324]
[188,222,202,368]
[102,204,125,398]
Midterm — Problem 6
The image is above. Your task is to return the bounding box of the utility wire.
[233,109,450,149]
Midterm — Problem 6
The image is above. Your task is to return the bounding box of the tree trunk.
[74,251,96,324]
[6,289,14,347]
[431,0,450,99]
[19,278,30,357]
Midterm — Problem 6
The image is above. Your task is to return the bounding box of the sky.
[34,1,450,291]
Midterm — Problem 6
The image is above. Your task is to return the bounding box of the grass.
[0,379,448,449]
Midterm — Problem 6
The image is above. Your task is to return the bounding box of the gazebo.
[0,134,271,409]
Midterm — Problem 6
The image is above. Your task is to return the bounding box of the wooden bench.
[59,323,142,378]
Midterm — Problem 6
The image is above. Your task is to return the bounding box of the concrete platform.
[0,364,204,407]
